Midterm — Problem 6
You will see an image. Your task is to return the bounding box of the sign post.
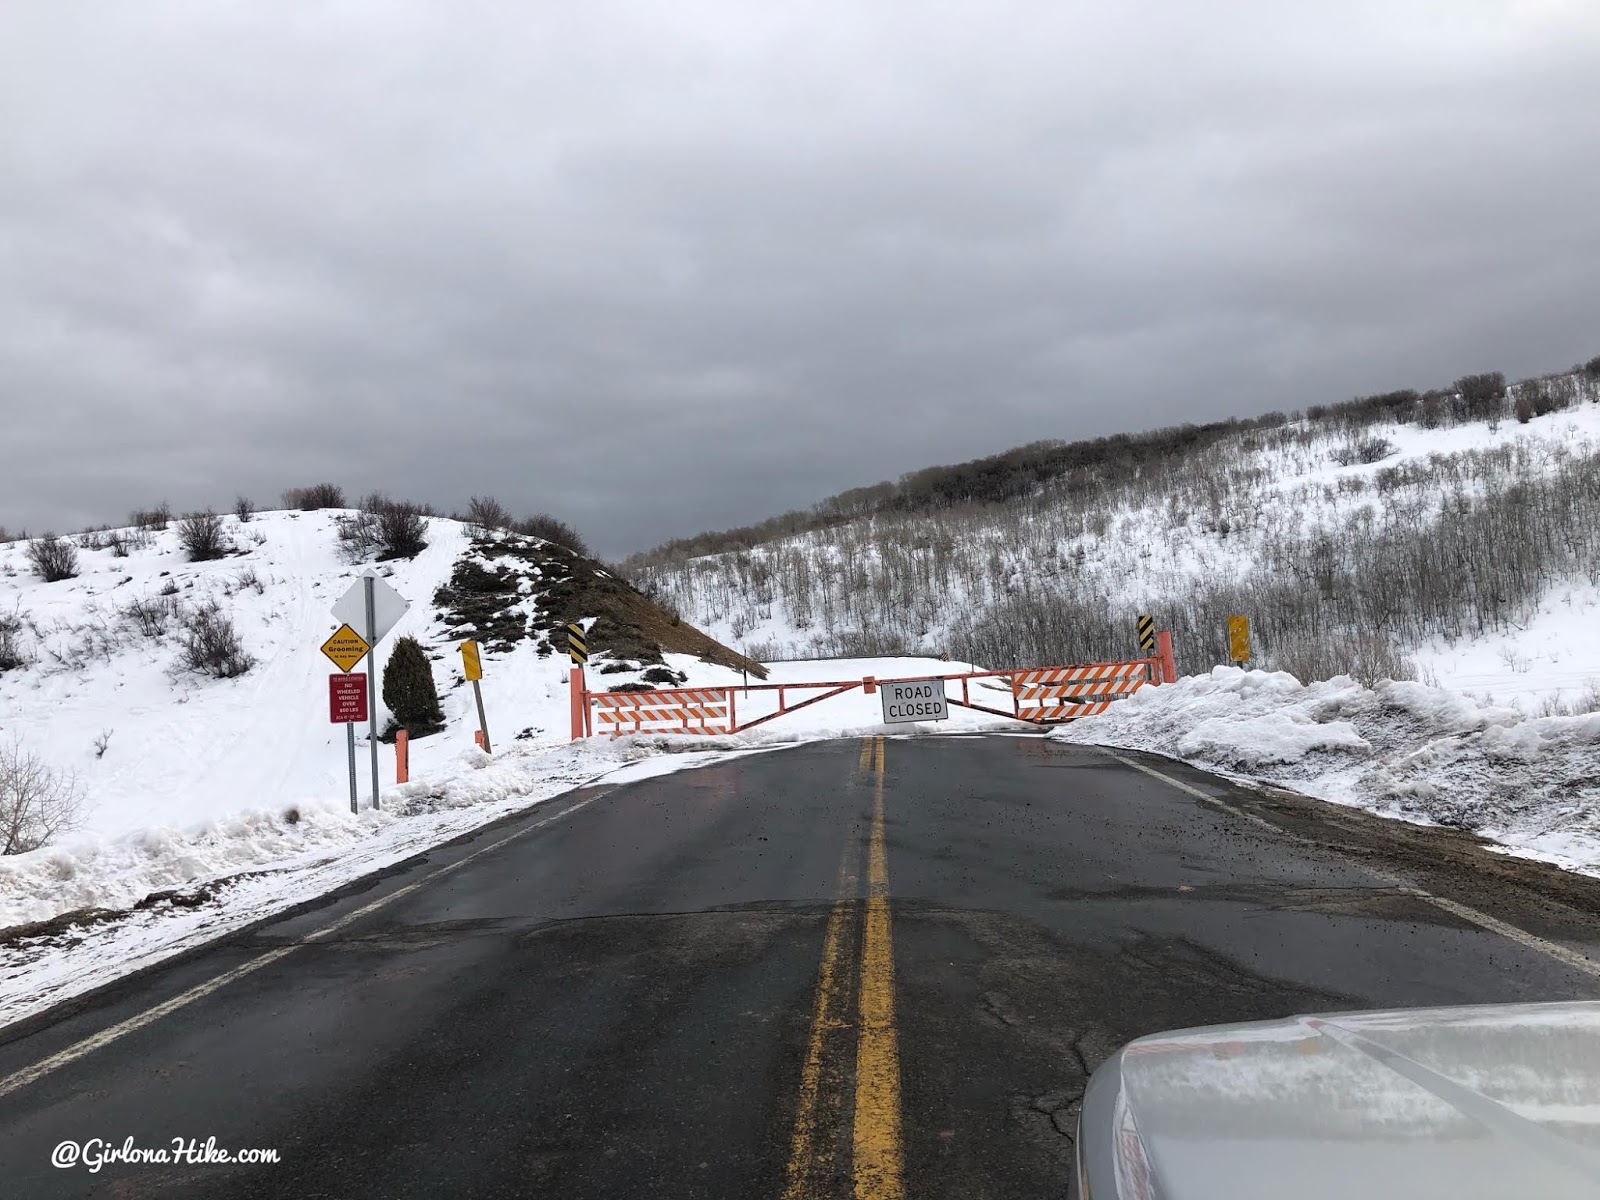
[364,577,378,810]
[460,639,491,753]
[330,572,410,812]
[1227,615,1251,667]
[328,673,369,813]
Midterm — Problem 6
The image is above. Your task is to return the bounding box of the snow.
[642,396,1600,714]
[1414,580,1600,714]
[1052,667,1600,878]
[0,510,483,837]
[0,508,1021,1030]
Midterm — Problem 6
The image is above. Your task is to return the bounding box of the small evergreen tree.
[381,636,444,738]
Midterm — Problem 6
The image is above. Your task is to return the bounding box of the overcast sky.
[3,2,1598,558]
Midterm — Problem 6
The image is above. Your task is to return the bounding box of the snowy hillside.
[624,371,1600,885]
[0,504,1025,1027]
[1,509,479,838]
[0,509,775,930]
[632,377,1600,717]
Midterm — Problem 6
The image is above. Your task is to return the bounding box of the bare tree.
[235,495,256,522]
[178,509,230,561]
[0,737,85,855]
[0,604,27,671]
[336,493,429,561]
[282,483,345,511]
[26,534,78,582]
[466,495,512,534]
[179,602,255,677]
[130,502,172,531]
[514,513,590,555]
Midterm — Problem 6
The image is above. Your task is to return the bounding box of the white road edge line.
[0,789,610,1102]
[1101,749,1600,985]
[1103,750,1278,832]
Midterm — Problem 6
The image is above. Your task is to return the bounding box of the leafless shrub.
[513,513,591,556]
[179,602,255,678]
[123,593,181,638]
[1267,631,1417,688]
[1455,372,1507,422]
[27,534,79,582]
[0,737,85,854]
[1331,437,1393,467]
[282,483,345,511]
[93,729,113,759]
[131,502,172,531]
[178,509,230,561]
[336,494,429,561]
[235,495,256,522]
[377,498,429,559]
[234,565,265,594]
[0,605,28,671]
[466,496,512,534]
[76,527,110,551]
[1513,377,1570,421]
[335,501,381,563]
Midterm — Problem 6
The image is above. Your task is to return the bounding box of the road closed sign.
[880,678,949,724]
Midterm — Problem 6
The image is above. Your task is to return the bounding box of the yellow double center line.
[784,736,903,1200]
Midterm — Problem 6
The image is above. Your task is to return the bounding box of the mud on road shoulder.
[1122,747,1600,957]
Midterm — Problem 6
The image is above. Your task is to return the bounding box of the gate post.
[1156,630,1177,684]
[570,665,587,740]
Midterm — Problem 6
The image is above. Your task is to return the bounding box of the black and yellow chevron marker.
[1137,613,1156,653]
[566,621,589,665]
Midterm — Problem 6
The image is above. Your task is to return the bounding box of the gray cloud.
[4,1,1599,557]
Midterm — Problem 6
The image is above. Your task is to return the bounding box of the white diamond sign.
[331,572,410,645]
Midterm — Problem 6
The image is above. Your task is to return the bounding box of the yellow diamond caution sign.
[460,639,483,682]
[321,624,372,672]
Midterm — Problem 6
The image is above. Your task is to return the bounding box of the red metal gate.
[574,631,1176,739]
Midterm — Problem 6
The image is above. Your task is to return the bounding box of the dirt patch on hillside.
[434,533,766,678]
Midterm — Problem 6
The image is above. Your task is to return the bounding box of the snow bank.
[1052,667,1600,876]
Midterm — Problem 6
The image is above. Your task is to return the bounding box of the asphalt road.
[4,733,1600,1198]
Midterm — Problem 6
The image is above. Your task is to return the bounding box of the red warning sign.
[330,673,369,724]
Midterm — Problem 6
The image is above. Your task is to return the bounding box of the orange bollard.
[570,664,588,740]
[1157,630,1178,684]
[395,729,409,783]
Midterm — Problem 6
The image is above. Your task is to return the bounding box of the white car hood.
[1103,1001,1600,1200]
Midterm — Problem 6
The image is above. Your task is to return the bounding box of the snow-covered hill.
[627,376,1600,883]
[634,384,1600,715]
[2,510,480,838]
[0,509,775,930]
[0,507,1021,1028]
